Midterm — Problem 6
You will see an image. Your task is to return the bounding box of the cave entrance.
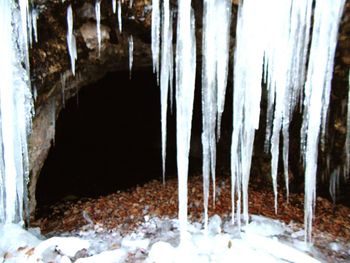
[36,69,177,212]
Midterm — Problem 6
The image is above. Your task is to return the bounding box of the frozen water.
[95,0,101,55]
[66,5,77,75]
[31,8,39,43]
[302,0,345,242]
[128,35,133,79]
[112,0,116,14]
[201,0,231,228]
[151,0,160,80]
[0,0,33,223]
[231,0,265,227]
[118,0,122,32]
[175,0,196,242]
[159,0,173,182]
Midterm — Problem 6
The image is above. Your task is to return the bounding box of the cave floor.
[32,174,350,262]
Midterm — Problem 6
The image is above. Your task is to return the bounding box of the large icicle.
[231,0,265,228]
[159,0,173,183]
[151,0,160,80]
[176,0,196,242]
[95,0,101,55]
[302,0,345,242]
[0,0,33,223]
[66,5,77,76]
[128,35,133,79]
[201,0,231,229]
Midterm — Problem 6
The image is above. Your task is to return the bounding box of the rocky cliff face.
[28,0,350,219]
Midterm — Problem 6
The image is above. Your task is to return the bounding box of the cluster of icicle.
[152,0,346,243]
[0,0,34,224]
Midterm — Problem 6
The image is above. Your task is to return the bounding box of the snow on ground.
[0,215,348,262]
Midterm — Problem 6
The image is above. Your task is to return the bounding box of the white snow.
[66,5,77,75]
[1,215,335,263]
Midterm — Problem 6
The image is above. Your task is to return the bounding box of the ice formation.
[159,0,174,182]
[151,0,160,81]
[175,0,196,241]
[95,0,102,55]
[0,0,33,223]
[118,0,122,32]
[201,0,231,228]
[129,35,134,79]
[66,5,77,76]
[112,0,116,14]
[301,0,345,241]
[31,7,39,43]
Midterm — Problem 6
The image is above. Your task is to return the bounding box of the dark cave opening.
[36,69,180,211]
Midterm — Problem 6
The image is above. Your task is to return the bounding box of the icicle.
[128,35,133,79]
[118,0,122,33]
[159,0,173,183]
[95,0,101,55]
[0,0,33,223]
[66,5,77,76]
[151,0,160,81]
[202,0,231,227]
[112,0,116,13]
[345,70,350,176]
[176,0,196,242]
[61,73,66,108]
[302,0,345,242]
[231,0,265,227]
[129,0,133,9]
[31,7,39,43]
[169,11,174,114]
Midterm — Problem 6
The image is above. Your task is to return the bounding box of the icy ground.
[1,215,349,263]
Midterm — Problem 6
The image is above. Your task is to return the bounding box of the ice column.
[128,35,133,79]
[66,5,77,75]
[159,0,173,182]
[201,0,231,228]
[0,0,33,223]
[302,0,345,242]
[175,0,196,241]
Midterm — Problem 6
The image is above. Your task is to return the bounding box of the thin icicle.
[128,35,133,79]
[129,0,133,9]
[66,5,77,76]
[176,0,196,242]
[151,0,160,81]
[169,11,174,114]
[112,0,116,13]
[159,0,173,183]
[31,7,39,43]
[61,73,66,108]
[302,0,345,242]
[95,0,101,55]
[118,0,122,33]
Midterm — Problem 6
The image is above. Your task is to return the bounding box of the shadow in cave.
[36,70,177,212]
